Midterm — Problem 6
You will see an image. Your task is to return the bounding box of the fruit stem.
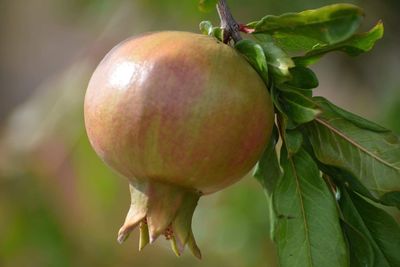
[217,0,242,44]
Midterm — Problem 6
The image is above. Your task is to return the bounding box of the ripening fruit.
[84,31,274,258]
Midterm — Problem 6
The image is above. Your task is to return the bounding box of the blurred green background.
[0,0,399,266]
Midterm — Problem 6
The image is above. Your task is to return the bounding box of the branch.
[217,0,242,44]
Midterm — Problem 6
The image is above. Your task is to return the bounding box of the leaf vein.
[315,118,400,171]
[289,157,314,266]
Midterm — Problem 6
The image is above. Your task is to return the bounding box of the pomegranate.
[84,31,274,258]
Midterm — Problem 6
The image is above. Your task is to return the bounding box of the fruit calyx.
[117,180,202,259]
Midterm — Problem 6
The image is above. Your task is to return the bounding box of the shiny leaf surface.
[249,4,364,52]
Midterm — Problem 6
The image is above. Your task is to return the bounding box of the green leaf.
[254,34,295,82]
[249,4,364,53]
[280,89,320,124]
[304,97,400,205]
[339,187,400,266]
[198,0,217,12]
[341,220,374,267]
[285,129,303,155]
[253,126,282,195]
[253,126,282,240]
[235,39,269,85]
[211,27,224,42]
[282,85,314,98]
[273,148,348,267]
[199,21,224,41]
[315,163,378,203]
[286,66,319,89]
[294,21,384,66]
[319,96,388,132]
[271,83,284,114]
[199,21,213,35]
[350,193,400,266]
[380,192,400,208]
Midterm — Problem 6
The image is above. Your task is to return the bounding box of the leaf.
[254,34,295,82]
[339,187,400,266]
[350,192,400,266]
[253,126,282,195]
[249,4,364,52]
[285,129,303,156]
[235,39,269,85]
[199,21,224,41]
[273,148,348,267]
[198,0,217,12]
[340,220,374,267]
[304,97,400,205]
[253,126,281,239]
[351,194,400,266]
[280,89,320,124]
[316,96,388,132]
[282,85,314,98]
[211,27,224,42]
[294,21,384,66]
[315,163,378,203]
[286,66,319,89]
[199,21,213,35]
[271,83,284,114]
[380,192,400,208]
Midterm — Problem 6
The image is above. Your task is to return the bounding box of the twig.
[216,0,242,44]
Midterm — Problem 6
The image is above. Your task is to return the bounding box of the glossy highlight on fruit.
[84,31,274,258]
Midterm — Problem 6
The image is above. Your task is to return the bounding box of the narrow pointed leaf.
[304,97,400,205]
[273,148,348,267]
[235,39,269,85]
[340,220,374,267]
[249,4,364,52]
[294,21,384,66]
[339,187,400,266]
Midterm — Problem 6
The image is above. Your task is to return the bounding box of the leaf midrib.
[289,157,314,266]
[315,118,400,171]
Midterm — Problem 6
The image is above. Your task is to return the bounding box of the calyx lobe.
[117,180,201,258]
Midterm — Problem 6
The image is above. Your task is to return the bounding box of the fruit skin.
[84,31,274,257]
[85,31,274,193]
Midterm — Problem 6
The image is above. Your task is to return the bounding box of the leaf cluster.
[199,3,398,267]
